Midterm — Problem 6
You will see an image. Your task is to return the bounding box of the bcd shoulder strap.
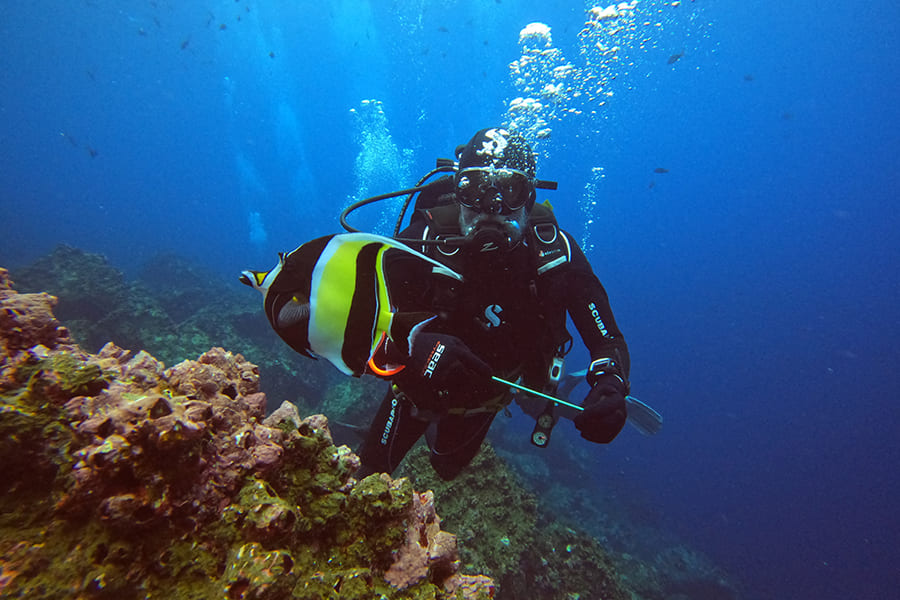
[527,202,571,275]
[417,204,466,267]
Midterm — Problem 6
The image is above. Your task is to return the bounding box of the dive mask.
[455,167,536,214]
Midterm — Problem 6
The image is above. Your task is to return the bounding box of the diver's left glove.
[574,371,628,444]
[395,332,496,410]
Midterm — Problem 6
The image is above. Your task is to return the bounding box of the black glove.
[395,332,496,410]
[574,374,627,443]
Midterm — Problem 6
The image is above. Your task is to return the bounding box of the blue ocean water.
[1,1,898,598]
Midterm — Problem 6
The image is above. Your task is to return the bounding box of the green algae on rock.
[0,267,494,600]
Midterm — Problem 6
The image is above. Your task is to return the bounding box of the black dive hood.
[339,158,557,250]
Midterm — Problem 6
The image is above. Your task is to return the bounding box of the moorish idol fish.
[240,232,462,378]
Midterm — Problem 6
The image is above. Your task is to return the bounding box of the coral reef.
[8,245,743,600]
[12,245,338,414]
[398,436,742,600]
[0,267,494,599]
[397,444,631,600]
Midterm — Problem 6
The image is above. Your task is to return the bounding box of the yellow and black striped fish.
[240,232,461,377]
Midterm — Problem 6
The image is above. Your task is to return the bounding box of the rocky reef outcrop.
[0,267,493,599]
[11,245,338,415]
[398,444,632,600]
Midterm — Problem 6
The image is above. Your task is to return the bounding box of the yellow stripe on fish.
[241,232,461,377]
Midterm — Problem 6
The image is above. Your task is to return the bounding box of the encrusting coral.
[397,444,632,600]
[0,267,494,599]
[11,244,340,416]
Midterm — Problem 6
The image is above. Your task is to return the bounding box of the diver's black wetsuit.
[358,204,629,480]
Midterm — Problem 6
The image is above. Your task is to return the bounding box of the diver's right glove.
[574,371,628,444]
[395,332,496,409]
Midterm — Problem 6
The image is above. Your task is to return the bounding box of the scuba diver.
[241,127,649,480]
[352,127,631,480]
